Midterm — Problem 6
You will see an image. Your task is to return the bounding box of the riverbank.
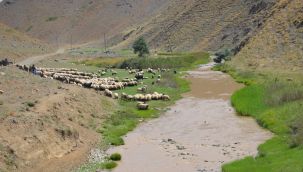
[104,63,271,172]
[214,64,303,172]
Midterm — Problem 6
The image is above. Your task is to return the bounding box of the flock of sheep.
[16,65,171,110]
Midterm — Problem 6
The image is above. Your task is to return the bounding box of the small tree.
[132,37,149,57]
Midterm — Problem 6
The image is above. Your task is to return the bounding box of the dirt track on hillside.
[107,63,272,172]
[18,48,65,65]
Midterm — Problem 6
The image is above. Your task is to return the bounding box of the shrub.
[110,153,122,161]
[26,102,35,107]
[214,49,232,63]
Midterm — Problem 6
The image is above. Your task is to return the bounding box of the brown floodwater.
[107,63,272,172]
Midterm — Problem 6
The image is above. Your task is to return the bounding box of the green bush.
[110,153,122,161]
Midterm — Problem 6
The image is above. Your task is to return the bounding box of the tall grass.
[264,80,303,106]
[220,64,303,172]
[75,57,128,68]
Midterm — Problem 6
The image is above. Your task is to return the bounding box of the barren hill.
[1,0,301,67]
[115,0,278,51]
[0,0,169,45]
[230,0,303,72]
[0,22,51,62]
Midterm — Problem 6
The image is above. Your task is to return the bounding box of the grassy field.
[75,51,209,171]
[214,64,303,172]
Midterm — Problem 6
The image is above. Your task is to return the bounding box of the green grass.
[218,63,303,172]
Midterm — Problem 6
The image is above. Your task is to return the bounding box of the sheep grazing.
[121,93,128,99]
[161,69,167,72]
[162,94,170,100]
[135,72,144,80]
[137,85,147,93]
[113,93,119,99]
[121,92,170,102]
[112,70,118,76]
[137,102,149,110]
[129,70,136,74]
[104,89,113,97]
[147,68,157,75]
[156,79,161,83]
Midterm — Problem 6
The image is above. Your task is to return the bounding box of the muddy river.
[107,63,272,172]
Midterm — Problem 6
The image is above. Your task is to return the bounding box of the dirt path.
[18,48,65,65]
[107,63,272,172]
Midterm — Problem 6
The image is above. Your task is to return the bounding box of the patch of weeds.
[110,153,121,161]
[77,161,117,172]
[46,16,58,22]
[26,101,35,107]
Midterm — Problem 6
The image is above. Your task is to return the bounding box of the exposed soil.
[18,48,66,65]
[0,66,115,172]
[107,63,272,172]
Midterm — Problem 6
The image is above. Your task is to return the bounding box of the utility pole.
[104,33,107,52]
[70,33,73,50]
[56,36,59,49]
[167,37,173,52]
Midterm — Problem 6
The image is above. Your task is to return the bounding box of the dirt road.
[107,63,272,172]
[18,48,65,65]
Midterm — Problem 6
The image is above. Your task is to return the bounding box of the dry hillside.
[0,23,51,62]
[116,0,278,51]
[0,0,169,46]
[230,0,303,72]
[0,67,115,172]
